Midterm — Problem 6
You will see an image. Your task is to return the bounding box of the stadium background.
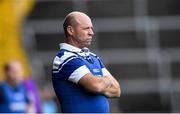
[1,0,180,113]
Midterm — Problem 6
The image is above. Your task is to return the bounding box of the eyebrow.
[81,25,93,29]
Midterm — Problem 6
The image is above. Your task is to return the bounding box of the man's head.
[4,60,24,85]
[63,11,94,48]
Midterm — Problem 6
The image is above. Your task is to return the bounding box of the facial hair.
[76,35,92,48]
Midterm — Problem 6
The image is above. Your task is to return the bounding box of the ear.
[67,26,74,36]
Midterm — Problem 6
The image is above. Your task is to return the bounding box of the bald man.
[52,11,121,113]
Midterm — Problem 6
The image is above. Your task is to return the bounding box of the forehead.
[74,14,93,27]
[9,61,21,69]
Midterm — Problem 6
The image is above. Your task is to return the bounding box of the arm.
[53,56,111,93]
[55,56,119,96]
[78,72,121,97]
[78,73,112,93]
[97,57,121,97]
[102,74,121,98]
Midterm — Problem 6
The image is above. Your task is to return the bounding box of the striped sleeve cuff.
[102,68,111,76]
[68,65,91,84]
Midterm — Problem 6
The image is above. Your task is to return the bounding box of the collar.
[59,43,82,53]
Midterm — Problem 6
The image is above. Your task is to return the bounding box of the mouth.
[87,39,92,42]
[87,37,92,40]
[84,39,92,45]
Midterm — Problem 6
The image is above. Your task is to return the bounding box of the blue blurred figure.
[0,60,33,113]
[41,87,58,113]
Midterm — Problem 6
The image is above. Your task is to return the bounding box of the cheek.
[77,32,88,39]
[8,72,15,79]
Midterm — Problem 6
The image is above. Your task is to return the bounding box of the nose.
[89,28,94,36]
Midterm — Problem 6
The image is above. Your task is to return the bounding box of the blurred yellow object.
[0,0,35,81]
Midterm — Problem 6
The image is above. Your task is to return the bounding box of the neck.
[65,37,83,49]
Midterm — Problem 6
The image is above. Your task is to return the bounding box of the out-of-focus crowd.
[0,60,58,113]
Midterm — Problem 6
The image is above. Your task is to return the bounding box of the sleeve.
[97,57,105,68]
[59,57,91,84]
[102,68,111,76]
[97,57,111,76]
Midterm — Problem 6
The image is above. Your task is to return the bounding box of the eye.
[83,27,90,30]
[83,26,93,30]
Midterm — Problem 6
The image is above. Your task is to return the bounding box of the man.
[0,60,33,113]
[52,11,121,113]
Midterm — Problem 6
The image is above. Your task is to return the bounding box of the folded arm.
[78,73,111,93]
[78,72,121,98]
[102,74,121,98]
